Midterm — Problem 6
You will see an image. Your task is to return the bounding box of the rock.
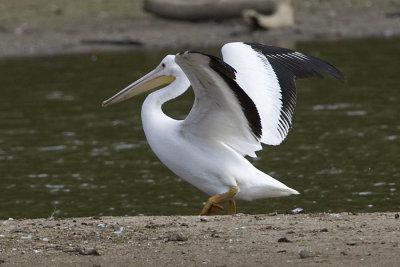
[10,227,27,233]
[299,249,314,258]
[200,217,210,222]
[166,232,188,242]
[75,247,100,256]
[211,233,220,238]
[289,208,306,214]
[395,213,399,219]
[20,235,32,240]
[85,248,100,256]
[277,237,291,243]
[254,216,264,221]
[113,227,124,235]
[320,228,329,232]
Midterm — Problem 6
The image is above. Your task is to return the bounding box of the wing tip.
[308,56,345,82]
[329,67,345,82]
[242,42,345,82]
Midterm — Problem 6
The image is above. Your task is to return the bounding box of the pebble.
[75,247,100,256]
[395,213,399,219]
[290,208,305,214]
[278,237,291,243]
[166,232,188,242]
[200,217,210,222]
[21,235,32,240]
[299,249,314,258]
[113,227,124,235]
[211,233,220,238]
[254,216,264,221]
[10,228,26,233]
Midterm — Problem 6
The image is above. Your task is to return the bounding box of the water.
[0,38,399,219]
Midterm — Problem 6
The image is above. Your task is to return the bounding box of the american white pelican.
[102,42,343,215]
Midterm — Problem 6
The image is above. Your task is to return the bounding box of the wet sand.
[1,213,400,266]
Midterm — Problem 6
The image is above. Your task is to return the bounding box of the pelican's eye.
[161,63,166,68]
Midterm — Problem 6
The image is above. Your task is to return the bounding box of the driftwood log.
[143,0,277,21]
[243,0,294,30]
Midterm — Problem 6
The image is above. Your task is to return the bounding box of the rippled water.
[0,38,399,219]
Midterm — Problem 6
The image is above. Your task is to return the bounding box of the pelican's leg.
[228,200,236,215]
[200,186,239,216]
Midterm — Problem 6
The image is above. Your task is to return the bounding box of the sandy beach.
[0,213,399,266]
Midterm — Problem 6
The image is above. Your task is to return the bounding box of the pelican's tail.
[235,168,299,201]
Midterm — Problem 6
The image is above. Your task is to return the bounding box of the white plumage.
[103,42,343,215]
[222,43,287,146]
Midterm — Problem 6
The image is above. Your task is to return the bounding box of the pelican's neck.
[148,75,189,107]
[141,73,190,130]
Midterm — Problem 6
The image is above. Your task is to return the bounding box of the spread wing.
[176,51,262,157]
[222,42,344,145]
[175,43,343,157]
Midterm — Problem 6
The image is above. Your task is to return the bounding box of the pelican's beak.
[102,66,175,107]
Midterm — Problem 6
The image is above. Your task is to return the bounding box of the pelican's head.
[102,55,181,107]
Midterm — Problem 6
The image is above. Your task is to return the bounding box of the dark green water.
[0,38,399,219]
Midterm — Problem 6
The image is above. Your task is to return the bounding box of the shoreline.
[1,0,400,58]
[1,212,400,266]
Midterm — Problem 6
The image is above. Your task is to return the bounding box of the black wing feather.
[245,43,344,138]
